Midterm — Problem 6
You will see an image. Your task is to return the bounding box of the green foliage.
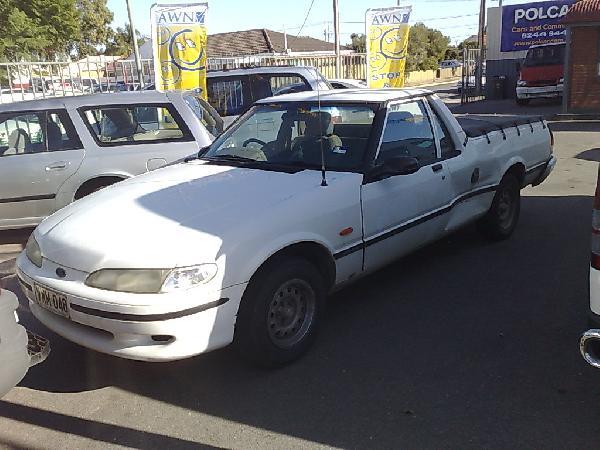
[458,39,479,51]
[104,23,145,57]
[74,0,114,58]
[349,33,366,53]
[0,0,113,60]
[444,46,460,61]
[406,23,450,72]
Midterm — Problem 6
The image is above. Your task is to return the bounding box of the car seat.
[46,119,63,151]
[292,112,342,166]
[5,129,29,155]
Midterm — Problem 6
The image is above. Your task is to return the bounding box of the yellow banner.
[366,7,412,89]
[151,3,208,99]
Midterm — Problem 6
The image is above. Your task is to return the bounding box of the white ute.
[17,89,555,367]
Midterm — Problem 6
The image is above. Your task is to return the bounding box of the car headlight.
[517,80,527,87]
[161,264,218,292]
[25,234,42,268]
[85,264,218,294]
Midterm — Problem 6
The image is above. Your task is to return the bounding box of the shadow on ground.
[3,194,600,448]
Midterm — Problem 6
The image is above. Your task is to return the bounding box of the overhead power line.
[297,0,317,37]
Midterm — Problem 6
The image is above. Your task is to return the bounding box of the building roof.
[207,28,346,57]
[564,0,600,24]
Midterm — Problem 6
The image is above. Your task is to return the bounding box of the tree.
[349,33,366,53]
[74,0,114,58]
[406,23,450,71]
[444,46,460,61]
[104,24,145,57]
[0,0,81,60]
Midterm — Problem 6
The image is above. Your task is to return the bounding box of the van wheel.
[516,98,529,106]
[234,258,325,367]
[478,174,520,241]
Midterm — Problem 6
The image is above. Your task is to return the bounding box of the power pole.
[476,0,486,93]
[333,0,341,78]
[126,0,145,88]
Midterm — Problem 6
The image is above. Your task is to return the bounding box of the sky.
[107,0,541,47]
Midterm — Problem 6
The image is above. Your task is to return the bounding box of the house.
[563,0,600,113]
[129,28,351,60]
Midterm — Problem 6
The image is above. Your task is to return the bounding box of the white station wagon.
[17,89,555,367]
[0,91,221,230]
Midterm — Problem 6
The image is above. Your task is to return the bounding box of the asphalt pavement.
[1,93,599,449]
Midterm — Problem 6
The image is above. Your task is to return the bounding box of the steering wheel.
[243,138,267,148]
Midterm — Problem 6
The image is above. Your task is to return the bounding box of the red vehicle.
[516,42,565,106]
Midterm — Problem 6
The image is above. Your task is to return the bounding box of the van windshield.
[523,44,565,68]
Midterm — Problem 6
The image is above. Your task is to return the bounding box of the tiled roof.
[563,0,600,24]
[207,28,344,57]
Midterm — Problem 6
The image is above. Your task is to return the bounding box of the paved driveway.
[0,110,599,449]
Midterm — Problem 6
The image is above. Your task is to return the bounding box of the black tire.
[516,98,530,106]
[234,257,326,367]
[478,174,521,241]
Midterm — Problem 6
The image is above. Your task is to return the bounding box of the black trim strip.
[0,194,55,204]
[333,185,498,260]
[69,298,229,322]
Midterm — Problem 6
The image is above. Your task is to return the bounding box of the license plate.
[33,284,70,318]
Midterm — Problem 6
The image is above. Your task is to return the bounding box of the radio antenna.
[317,69,328,187]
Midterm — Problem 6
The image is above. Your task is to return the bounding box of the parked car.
[17,89,555,367]
[0,90,222,230]
[516,42,565,106]
[206,65,332,127]
[457,75,487,93]
[580,166,600,368]
[0,286,49,397]
[439,59,462,69]
[329,79,368,89]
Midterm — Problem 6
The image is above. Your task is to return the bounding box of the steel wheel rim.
[497,188,515,229]
[267,278,316,349]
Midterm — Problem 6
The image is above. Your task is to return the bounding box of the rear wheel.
[478,174,521,241]
[74,177,122,200]
[234,258,325,367]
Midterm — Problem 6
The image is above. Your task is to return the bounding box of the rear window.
[523,44,565,67]
[207,78,247,117]
[81,104,194,146]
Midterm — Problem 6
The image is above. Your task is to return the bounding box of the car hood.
[36,161,326,273]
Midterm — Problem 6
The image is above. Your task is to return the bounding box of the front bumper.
[17,254,247,362]
[517,84,563,100]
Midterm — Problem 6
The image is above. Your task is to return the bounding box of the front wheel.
[234,258,326,367]
[478,174,521,241]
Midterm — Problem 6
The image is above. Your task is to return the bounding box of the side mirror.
[365,156,420,182]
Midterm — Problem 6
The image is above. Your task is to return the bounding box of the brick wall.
[569,26,600,112]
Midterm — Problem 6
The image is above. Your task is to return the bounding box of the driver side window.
[377,100,437,167]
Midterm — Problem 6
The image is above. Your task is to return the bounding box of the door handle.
[45,161,67,171]
[432,163,443,173]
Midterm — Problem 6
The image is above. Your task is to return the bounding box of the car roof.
[0,91,176,112]
[207,65,318,77]
[254,88,433,104]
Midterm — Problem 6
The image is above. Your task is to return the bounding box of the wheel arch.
[503,161,526,187]
[74,174,129,200]
[247,241,337,293]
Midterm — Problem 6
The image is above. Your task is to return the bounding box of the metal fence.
[460,48,486,105]
[0,54,368,105]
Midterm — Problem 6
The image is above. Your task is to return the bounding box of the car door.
[361,99,454,272]
[78,103,199,174]
[0,110,85,229]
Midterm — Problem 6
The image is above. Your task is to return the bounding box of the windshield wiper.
[205,154,261,163]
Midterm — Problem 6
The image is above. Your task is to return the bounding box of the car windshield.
[523,44,565,68]
[203,102,377,171]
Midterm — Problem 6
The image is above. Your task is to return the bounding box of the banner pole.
[126,0,145,89]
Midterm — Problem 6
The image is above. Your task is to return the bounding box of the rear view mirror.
[365,156,420,182]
